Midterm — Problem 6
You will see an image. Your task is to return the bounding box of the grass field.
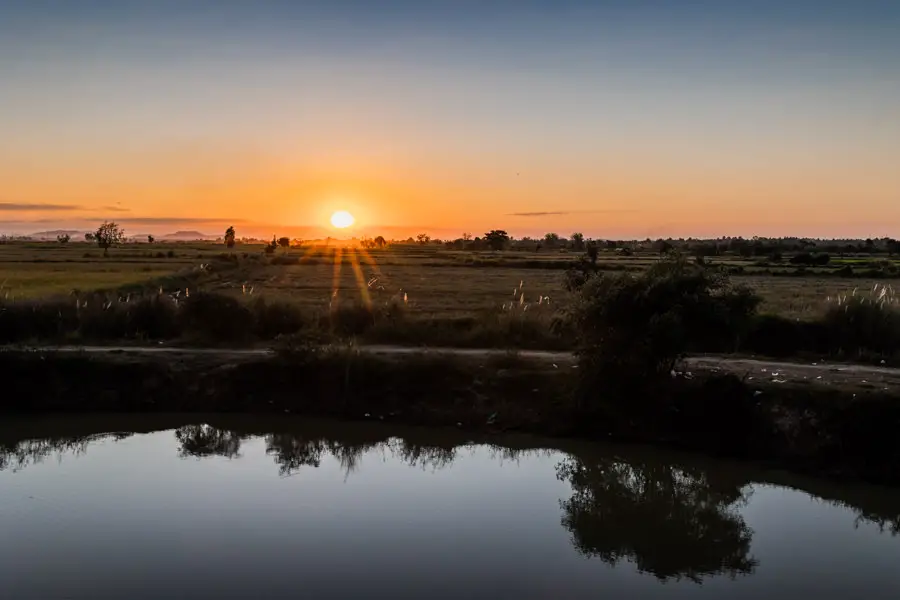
[2,240,897,320]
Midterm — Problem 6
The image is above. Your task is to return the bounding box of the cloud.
[507,209,639,217]
[0,202,82,211]
[1,202,130,213]
[117,217,249,225]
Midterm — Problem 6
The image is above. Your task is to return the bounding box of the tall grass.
[821,284,900,357]
[0,292,309,344]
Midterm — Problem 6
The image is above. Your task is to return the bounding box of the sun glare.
[330,210,355,229]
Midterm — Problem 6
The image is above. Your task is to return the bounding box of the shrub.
[326,303,375,337]
[179,292,253,341]
[250,298,307,339]
[0,299,79,342]
[741,315,829,357]
[573,258,761,397]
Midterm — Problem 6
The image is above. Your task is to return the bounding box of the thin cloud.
[101,205,131,212]
[0,202,82,211]
[508,209,639,217]
[117,217,249,225]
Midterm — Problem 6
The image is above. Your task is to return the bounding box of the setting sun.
[330,210,355,229]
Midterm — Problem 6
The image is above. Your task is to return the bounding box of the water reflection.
[2,416,899,589]
[556,456,756,582]
[0,432,129,473]
[175,425,245,459]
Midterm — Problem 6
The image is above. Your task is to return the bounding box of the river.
[1,415,899,599]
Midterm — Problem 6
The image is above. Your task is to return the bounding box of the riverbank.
[4,348,899,487]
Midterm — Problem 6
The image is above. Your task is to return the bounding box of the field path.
[4,343,899,392]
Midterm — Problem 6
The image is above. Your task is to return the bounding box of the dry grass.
[745,277,899,319]
[1,241,898,322]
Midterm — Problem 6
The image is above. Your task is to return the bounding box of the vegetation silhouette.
[175,424,245,459]
[556,455,757,582]
[224,226,236,248]
[94,221,125,257]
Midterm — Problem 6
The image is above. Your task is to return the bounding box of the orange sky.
[2,2,899,239]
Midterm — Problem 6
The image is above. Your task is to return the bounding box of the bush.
[0,299,79,342]
[326,303,375,337]
[250,298,307,339]
[573,258,761,400]
[179,293,253,342]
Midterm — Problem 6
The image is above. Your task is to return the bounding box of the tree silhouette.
[570,233,585,251]
[56,233,70,244]
[224,226,236,249]
[556,456,757,583]
[277,237,291,252]
[484,230,510,251]
[373,236,387,249]
[94,221,125,257]
[416,233,431,245]
[147,235,155,244]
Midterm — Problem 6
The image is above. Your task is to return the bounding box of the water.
[2,415,899,599]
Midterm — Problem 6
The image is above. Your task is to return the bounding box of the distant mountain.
[161,230,214,240]
[29,229,87,240]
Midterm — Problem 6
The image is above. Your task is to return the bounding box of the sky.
[1,0,899,239]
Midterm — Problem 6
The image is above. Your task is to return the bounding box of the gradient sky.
[2,0,899,239]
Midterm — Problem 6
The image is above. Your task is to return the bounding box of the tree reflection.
[175,425,244,459]
[265,434,328,476]
[0,433,131,472]
[556,456,758,582]
[392,440,457,471]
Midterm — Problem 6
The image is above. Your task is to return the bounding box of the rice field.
[1,240,898,320]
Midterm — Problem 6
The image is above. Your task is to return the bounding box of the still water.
[2,415,899,599]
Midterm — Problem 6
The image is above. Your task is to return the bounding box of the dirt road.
[4,344,898,393]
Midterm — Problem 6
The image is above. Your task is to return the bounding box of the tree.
[56,234,70,244]
[94,221,125,257]
[484,230,510,251]
[416,233,431,245]
[277,236,291,252]
[147,235,155,244]
[544,232,561,247]
[224,226,236,249]
[570,233,585,251]
[84,232,95,243]
[265,236,277,255]
[462,233,472,242]
[573,257,761,387]
[373,236,387,249]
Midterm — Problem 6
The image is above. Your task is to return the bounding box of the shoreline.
[4,348,900,488]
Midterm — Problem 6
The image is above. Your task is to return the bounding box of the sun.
[330,210,355,229]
